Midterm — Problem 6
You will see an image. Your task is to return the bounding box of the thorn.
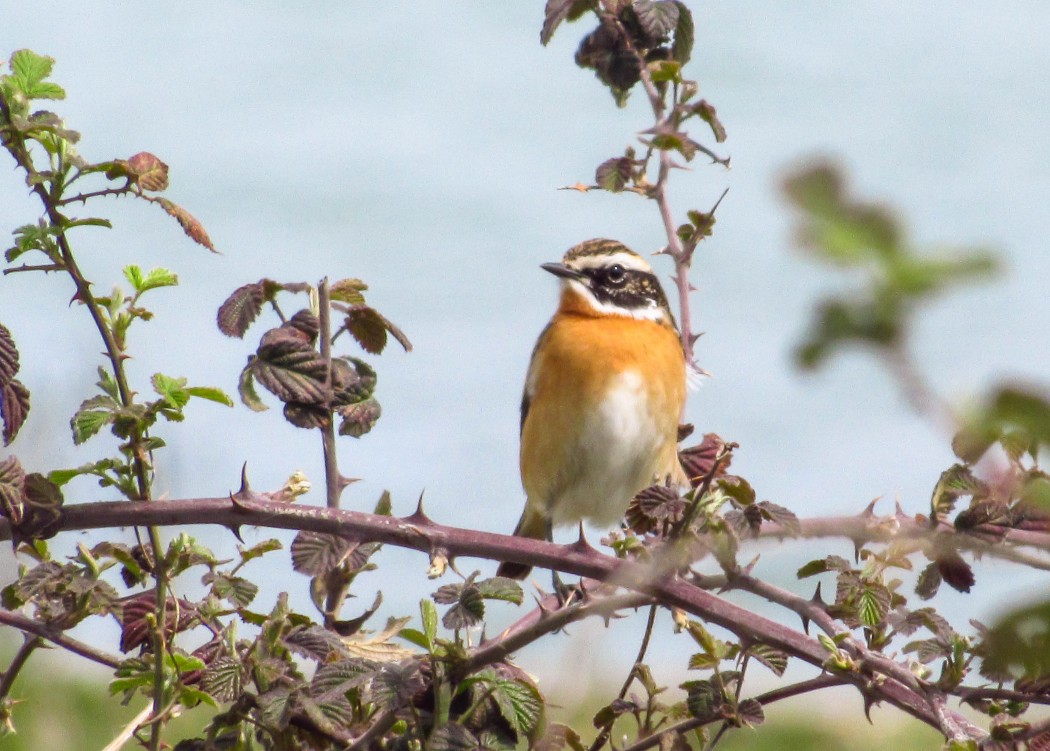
[229,490,248,510]
[688,283,699,292]
[742,554,760,575]
[861,689,877,724]
[239,462,251,494]
[569,523,594,553]
[653,245,671,256]
[860,497,880,517]
[227,524,245,543]
[337,474,361,490]
[405,491,432,524]
[895,498,905,516]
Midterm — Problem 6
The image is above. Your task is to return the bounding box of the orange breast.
[519,298,686,523]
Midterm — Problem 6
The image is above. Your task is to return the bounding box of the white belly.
[550,370,666,527]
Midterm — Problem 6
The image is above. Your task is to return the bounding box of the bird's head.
[543,238,674,323]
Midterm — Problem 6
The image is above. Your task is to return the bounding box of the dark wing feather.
[520,320,554,435]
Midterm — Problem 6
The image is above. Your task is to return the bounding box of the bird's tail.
[495,506,547,580]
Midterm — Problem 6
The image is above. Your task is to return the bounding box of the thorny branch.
[9,492,1050,740]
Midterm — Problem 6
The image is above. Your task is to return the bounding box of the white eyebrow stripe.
[567,251,653,273]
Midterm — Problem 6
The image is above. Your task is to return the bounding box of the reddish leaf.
[338,398,381,438]
[126,151,169,191]
[595,157,632,192]
[540,0,595,45]
[679,433,730,486]
[157,197,216,252]
[936,551,975,594]
[1,378,30,446]
[0,454,26,525]
[119,591,197,652]
[252,327,327,405]
[0,323,19,385]
[286,309,320,342]
[217,281,266,338]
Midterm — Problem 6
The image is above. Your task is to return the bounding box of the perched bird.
[497,238,688,580]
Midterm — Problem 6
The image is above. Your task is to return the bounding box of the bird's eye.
[606,264,626,285]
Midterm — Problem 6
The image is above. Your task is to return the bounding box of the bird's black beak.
[541,262,584,281]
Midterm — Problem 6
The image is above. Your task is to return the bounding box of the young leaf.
[238,538,282,564]
[152,373,190,409]
[124,265,178,294]
[237,363,268,411]
[70,395,119,445]
[8,50,66,100]
[184,386,234,407]
[329,278,368,305]
[477,577,525,605]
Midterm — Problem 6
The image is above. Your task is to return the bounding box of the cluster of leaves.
[218,278,409,438]
[0,324,29,445]
[781,162,997,368]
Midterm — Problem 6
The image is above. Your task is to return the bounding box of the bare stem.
[0,608,120,669]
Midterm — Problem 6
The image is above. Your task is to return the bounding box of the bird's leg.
[549,521,584,607]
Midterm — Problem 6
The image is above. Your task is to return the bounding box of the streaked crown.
[545,238,675,323]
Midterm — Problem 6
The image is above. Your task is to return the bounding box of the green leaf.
[329,278,368,305]
[124,265,178,294]
[595,157,632,192]
[8,49,66,100]
[747,644,788,677]
[671,1,694,64]
[152,373,190,409]
[374,490,392,516]
[476,576,524,605]
[930,463,982,521]
[205,571,259,608]
[420,598,438,648]
[184,386,234,407]
[201,655,243,702]
[70,395,118,445]
[238,538,282,564]
[858,587,888,628]
[492,678,544,737]
[237,362,268,411]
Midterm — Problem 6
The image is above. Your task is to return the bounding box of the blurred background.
[2,2,1049,745]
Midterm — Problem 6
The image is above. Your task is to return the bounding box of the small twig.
[56,185,132,205]
[0,608,120,668]
[3,263,65,275]
[618,675,847,751]
[588,603,661,751]
[317,277,342,510]
[0,634,42,701]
